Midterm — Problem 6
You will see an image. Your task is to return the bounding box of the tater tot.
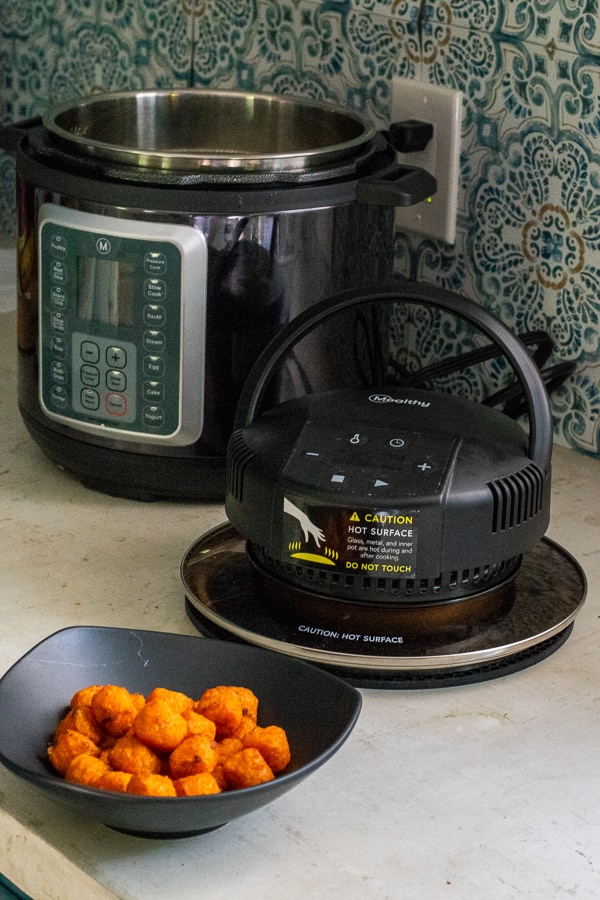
[211,738,244,790]
[146,687,194,713]
[54,706,104,744]
[231,687,259,722]
[96,771,133,793]
[64,753,110,787]
[195,686,244,739]
[213,737,244,764]
[91,685,141,738]
[231,715,258,740]
[107,733,162,775]
[242,725,291,773]
[174,773,221,796]
[181,708,217,740]
[133,699,188,753]
[48,729,99,775]
[168,734,217,779]
[222,747,275,789]
[127,774,177,797]
[70,685,102,709]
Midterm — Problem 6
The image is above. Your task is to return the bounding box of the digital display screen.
[76,256,135,327]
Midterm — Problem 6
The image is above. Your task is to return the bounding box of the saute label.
[279,496,418,576]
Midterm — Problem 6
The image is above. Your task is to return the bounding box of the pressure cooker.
[3,89,436,500]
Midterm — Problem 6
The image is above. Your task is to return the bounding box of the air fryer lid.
[225,283,554,607]
[42,89,378,174]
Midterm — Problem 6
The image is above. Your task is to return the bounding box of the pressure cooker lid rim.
[41,88,378,175]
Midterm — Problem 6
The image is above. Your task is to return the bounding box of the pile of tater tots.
[47,683,291,797]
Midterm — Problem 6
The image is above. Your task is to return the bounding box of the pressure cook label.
[280,496,418,576]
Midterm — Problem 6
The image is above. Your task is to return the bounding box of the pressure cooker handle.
[234,281,553,473]
[0,116,42,154]
[355,163,437,207]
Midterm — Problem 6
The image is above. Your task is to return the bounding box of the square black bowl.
[0,627,361,838]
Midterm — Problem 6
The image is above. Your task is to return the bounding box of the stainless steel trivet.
[181,523,586,688]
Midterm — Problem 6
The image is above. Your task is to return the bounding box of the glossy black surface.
[0,628,361,838]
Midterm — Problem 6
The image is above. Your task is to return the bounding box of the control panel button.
[50,385,68,408]
[143,380,165,403]
[144,252,168,276]
[51,336,67,358]
[143,355,164,377]
[80,341,100,364]
[50,234,68,258]
[143,330,166,353]
[106,370,127,392]
[51,312,66,333]
[50,360,68,384]
[50,286,67,309]
[143,304,166,327]
[80,365,100,387]
[144,278,167,301]
[106,393,127,416]
[106,346,127,368]
[80,388,100,411]
[143,406,165,428]
[51,260,67,283]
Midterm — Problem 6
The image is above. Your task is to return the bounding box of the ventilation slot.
[227,430,255,502]
[250,543,521,604]
[488,464,545,533]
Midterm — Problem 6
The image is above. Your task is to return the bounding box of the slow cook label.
[280,496,418,576]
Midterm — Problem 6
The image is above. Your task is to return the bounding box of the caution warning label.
[344,510,418,574]
[281,496,418,576]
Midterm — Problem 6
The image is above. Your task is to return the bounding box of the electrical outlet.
[390,78,462,244]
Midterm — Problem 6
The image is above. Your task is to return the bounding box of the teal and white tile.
[1,0,600,457]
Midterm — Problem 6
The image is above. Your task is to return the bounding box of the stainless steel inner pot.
[42,90,377,174]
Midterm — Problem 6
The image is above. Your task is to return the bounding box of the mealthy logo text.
[368,394,431,408]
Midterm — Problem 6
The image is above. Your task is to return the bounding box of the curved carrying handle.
[234,281,553,473]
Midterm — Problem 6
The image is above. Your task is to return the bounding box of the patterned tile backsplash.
[1,0,599,457]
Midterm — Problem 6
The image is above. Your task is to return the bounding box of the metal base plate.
[181,524,586,688]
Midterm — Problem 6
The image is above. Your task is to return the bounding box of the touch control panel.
[38,205,207,445]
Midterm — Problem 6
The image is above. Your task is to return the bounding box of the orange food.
[127,773,177,797]
[54,705,104,744]
[107,733,162,775]
[146,687,194,714]
[65,753,110,787]
[181,708,217,740]
[48,729,99,775]
[47,682,290,796]
[231,715,257,740]
[91,685,143,738]
[133,698,188,753]
[231,686,259,722]
[96,771,133,793]
[242,725,291,773]
[222,747,275,789]
[195,686,244,739]
[169,734,217,780]
[174,773,221,796]
[70,685,103,709]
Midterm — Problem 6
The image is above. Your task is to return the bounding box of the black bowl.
[0,627,361,838]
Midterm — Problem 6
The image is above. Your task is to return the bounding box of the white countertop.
[1,308,600,900]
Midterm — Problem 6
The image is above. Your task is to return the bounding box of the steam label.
[282,496,418,575]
